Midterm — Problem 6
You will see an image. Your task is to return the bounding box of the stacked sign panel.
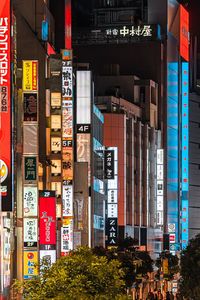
[61,49,74,255]
[156,149,164,226]
[0,0,12,211]
[106,147,118,246]
[22,60,39,278]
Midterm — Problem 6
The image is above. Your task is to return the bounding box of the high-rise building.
[70,0,189,253]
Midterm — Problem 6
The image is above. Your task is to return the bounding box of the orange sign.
[180,5,189,62]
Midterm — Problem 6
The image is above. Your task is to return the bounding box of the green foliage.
[93,237,153,288]
[14,247,126,300]
[180,234,200,300]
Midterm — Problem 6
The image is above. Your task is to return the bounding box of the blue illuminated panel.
[167,62,179,250]
[181,62,189,249]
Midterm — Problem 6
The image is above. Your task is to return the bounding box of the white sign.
[108,189,117,204]
[62,185,73,217]
[157,165,163,180]
[51,115,61,130]
[24,186,38,217]
[76,71,91,124]
[51,137,61,153]
[40,250,56,265]
[51,160,61,176]
[157,149,164,165]
[24,218,38,243]
[106,25,153,37]
[62,63,72,98]
[157,196,163,211]
[108,203,118,218]
[61,224,73,253]
[168,223,176,233]
[51,92,61,107]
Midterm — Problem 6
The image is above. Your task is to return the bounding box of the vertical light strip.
[181,62,189,249]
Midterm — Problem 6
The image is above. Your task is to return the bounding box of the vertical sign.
[106,147,118,246]
[65,0,72,49]
[180,5,189,62]
[104,150,114,180]
[181,62,189,249]
[156,149,164,226]
[167,62,179,252]
[22,60,39,279]
[61,49,74,255]
[39,191,56,250]
[24,250,38,279]
[0,0,12,211]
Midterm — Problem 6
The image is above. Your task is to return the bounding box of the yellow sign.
[163,258,168,275]
[24,250,38,279]
[23,60,38,91]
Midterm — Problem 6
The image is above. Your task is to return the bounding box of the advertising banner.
[24,186,38,217]
[61,222,73,255]
[106,218,118,246]
[62,185,73,217]
[180,5,189,62]
[40,250,56,265]
[24,156,37,182]
[39,191,56,247]
[104,150,114,179]
[62,104,73,138]
[0,0,12,211]
[22,60,38,91]
[24,250,38,279]
[51,137,61,153]
[51,92,61,108]
[23,93,37,121]
[63,147,73,180]
[51,160,61,176]
[51,115,61,131]
[62,62,73,98]
[24,218,38,248]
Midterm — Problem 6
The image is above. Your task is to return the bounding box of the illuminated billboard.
[23,93,37,122]
[24,250,38,279]
[181,62,189,249]
[24,186,38,217]
[62,185,73,217]
[24,218,38,248]
[106,147,118,246]
[22,61,38,92]
[39,191,56,248]
[0,0,12,211]
[180,5,189,62]
[167,62,179,251]
[61,223,73,255]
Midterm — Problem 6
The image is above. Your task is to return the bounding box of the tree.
[180,234,200,300]
[14,247,127,300]
[156,251,179,280]
[93,237,153,289]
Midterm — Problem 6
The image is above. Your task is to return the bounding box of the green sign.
[24,156,37,181]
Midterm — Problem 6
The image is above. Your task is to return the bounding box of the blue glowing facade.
[181,62,189,249]
[167,62,179,251]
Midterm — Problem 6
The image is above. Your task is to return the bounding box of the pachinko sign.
[0,0,12,211]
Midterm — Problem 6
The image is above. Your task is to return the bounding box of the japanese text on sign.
[106,25,153,37]
[0,17,9,85]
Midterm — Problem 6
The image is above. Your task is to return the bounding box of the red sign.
[180,5,189,62]
[0,0,11,211]
[65,0,72,49]
[39,191,56,246]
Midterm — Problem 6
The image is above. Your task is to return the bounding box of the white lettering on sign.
[106,25,153,37]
